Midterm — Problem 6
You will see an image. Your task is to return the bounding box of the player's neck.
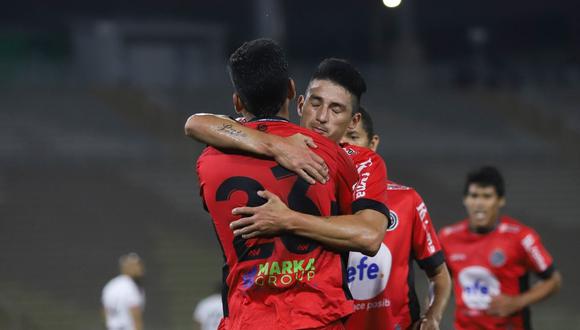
[469,217,500,234]
[241,106,290,121]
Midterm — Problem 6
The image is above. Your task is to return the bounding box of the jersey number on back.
[216,165,324,261]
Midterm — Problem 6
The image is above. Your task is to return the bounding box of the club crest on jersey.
[387,210,399,231]
[344,147,356,155]
[489,249,506,267]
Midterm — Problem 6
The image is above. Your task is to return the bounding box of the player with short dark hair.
[101,253,145,330]
[463,165,505,199]
[342,106,379,152]
[195,39,378,330]
[310,58,367,110]
[341,108,451,330]
[228,38,290,118]
[439,166,562,330]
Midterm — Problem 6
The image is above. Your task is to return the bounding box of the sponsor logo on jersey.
[354,157,373,199]
[387,183,410,190]
[458,266,500,310]
[441,223,466,236]
[354,172,370,199]
[356,157,373,174]
[415,202,436,254]
[489,249,506,267]
[387,210,399,231]
[347,243,392,300]
[521,234,547,271]
[449,253,467,262]
[241,258,317,289]
[498,223,520,234]
[416,202,428,225]
[353,298,391,311]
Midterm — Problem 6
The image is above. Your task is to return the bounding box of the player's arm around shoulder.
[229,146,387,256]
[185,113,328,184]
[184,113,267,151]
[349,148,390,255]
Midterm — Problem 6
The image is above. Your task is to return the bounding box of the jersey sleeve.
[125,284,143,308]
[411,191,444,272]
[193,299,207,322]
[351,150,389,218]
[334,148,358,215]
[520,228,555,279]
[196,148,211,212]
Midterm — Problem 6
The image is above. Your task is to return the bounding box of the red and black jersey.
[197,118,358,330]
[341,143,389,219]
[345,181,444,330]
[439,216,555,330]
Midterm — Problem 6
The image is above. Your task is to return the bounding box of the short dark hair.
[228,39,289,118]
[463,166,505,197]
[310,58,367,111]
[357,106,375,142]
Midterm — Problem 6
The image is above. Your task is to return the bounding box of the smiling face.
[463,184,506,230]
[297,79,360,143]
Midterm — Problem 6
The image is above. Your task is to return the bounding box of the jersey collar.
[469,217,502,235]
[247,116,289,123]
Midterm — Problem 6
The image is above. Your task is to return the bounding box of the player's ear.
[297,95,305,117]
[232,92,244,114]
[348,112,361,130]
[369,134,380,152]
[288,79,296,101]
[499,197,506,208]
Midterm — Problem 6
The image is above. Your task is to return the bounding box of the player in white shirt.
[193,287,223,330]
[101,253,145,330]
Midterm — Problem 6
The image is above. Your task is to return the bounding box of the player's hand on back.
[230,190,294,239]
[486,294,524,317]
[271,134,329,185]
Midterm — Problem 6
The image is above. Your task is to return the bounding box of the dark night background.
[0,1,579,329]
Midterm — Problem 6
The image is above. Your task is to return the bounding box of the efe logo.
[347,243,392,300]
[458,266,500,310]
[348,256,379,282]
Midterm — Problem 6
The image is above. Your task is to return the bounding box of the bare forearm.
[518,271,562,308]
[285,209,387,256]
[131,308,144,330]
[425,264,451,322]
[184,114,275,156]
[134,319,144,330]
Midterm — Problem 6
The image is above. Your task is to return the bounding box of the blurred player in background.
[341,107,451,330]
[195,39,384,330]
[101,253,145,330]
[439,166,562,330]
[193,284,223,330]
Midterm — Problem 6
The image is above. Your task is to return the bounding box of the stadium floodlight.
[382,0,402,8]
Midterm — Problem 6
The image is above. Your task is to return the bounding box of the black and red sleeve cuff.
[537,264,556,280]
[416,250,445,272]
[352,198,390,220]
